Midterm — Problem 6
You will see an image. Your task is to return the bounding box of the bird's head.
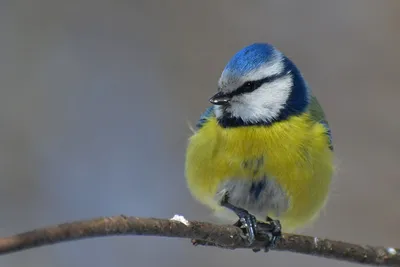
[211,43,310,127]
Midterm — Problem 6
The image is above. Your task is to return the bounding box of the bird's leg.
[219,193,257,245]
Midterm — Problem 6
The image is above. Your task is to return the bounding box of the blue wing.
[319,121,333,151]
[196,106,215,129]
[308,95,333,151]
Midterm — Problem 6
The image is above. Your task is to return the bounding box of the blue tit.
[185,43,333,249]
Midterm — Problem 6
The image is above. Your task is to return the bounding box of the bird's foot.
[232,211,258,245]
[220,193,282,252]
[220,193,257,244]
[253,216,282,252]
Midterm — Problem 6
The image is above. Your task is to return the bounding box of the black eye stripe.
[227,71,289,98]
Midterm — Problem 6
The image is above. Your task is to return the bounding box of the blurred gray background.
[0,0,399,266]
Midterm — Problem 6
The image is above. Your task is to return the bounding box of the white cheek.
[228,75,293,123]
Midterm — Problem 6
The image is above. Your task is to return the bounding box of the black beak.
[209,92,230,105]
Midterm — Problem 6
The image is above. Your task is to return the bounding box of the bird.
[185,43,334,250]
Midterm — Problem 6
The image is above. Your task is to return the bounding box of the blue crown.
[223,43,279,76]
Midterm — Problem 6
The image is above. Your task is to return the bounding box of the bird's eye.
[243,81,255,91]
[233,81,258,96]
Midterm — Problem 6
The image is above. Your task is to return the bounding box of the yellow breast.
[185,112,334,231]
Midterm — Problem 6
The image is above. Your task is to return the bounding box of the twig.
[0,215,398,266]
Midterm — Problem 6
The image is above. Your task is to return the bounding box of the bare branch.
[0,215,398,266]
